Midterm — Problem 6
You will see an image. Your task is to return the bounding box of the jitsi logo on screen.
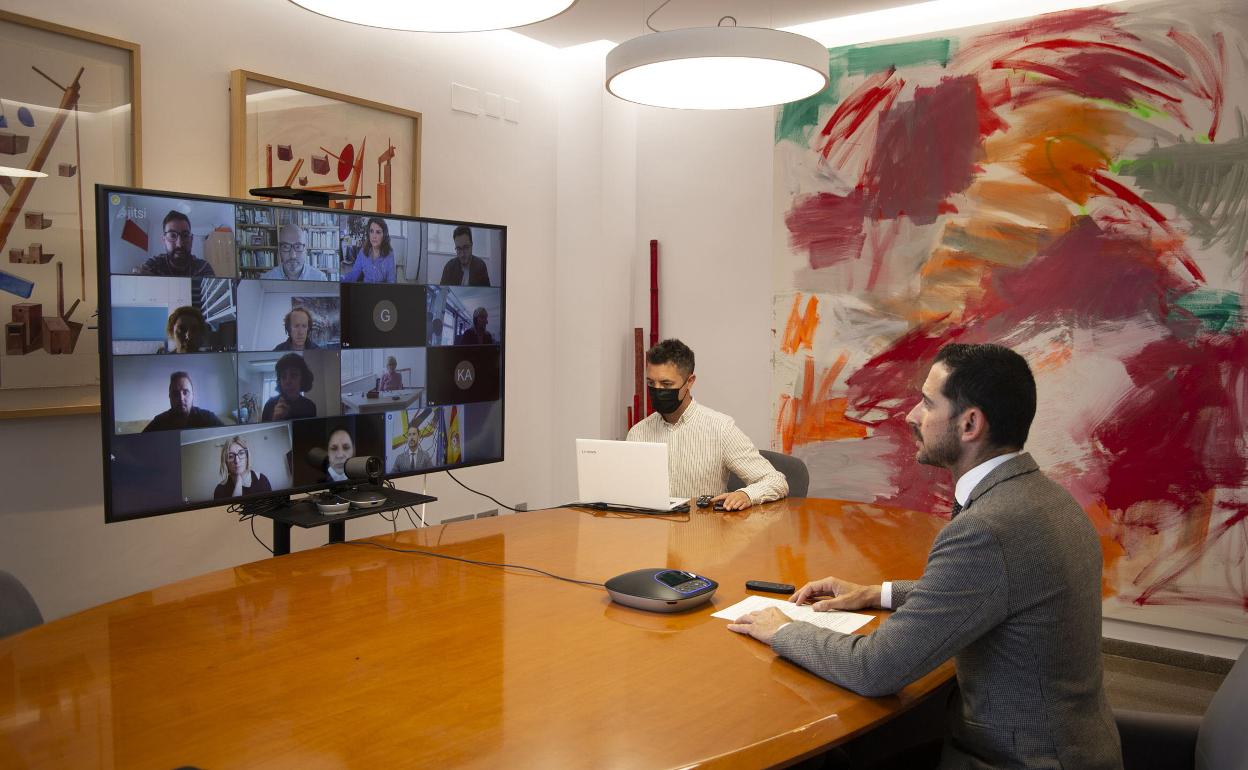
[454,361,475,390]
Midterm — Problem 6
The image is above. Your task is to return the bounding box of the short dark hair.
[166,306,204,336]
[162,210,190,230]
[934,343,1036,449]
[646,339,695,378]
[168,371,192,389]
[453,225,472,243]
[275,352,315,393]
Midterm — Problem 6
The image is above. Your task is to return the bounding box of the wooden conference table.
[0,499,952,769]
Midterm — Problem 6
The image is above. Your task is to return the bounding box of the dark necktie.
[951,501,963,518]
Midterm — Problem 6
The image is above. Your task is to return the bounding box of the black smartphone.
[745,580,795,594]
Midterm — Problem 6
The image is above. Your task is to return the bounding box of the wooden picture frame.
[229,70,422,216]
[0,10,141,419]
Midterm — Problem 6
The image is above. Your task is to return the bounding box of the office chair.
[0,570,43,639]
[727,450,809,498]
[1116,643,1248,770]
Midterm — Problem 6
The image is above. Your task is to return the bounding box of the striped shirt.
[626,400,788,503]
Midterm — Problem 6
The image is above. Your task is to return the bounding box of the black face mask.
[649,382,686,415]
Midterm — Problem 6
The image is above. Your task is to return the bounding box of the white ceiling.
[513,0,910,48]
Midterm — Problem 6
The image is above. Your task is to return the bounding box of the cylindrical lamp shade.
[0,166,48,178]
[606,27,830,110]
[288,0,577,32]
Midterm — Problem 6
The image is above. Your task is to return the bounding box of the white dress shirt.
[880,451,1022,608]
[625,399,788,503]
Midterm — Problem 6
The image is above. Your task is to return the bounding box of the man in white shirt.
[261,224,328,281]
[727,343,1120,770]
[626,339,787,510]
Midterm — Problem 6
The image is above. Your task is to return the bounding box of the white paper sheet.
[713,595,875,634]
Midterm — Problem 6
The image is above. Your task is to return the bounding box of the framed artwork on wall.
[0,10,141,419]
[229,70,422,216]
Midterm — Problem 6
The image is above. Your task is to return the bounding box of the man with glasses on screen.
[439,225,491,286]
[139,211,215,277]
[262,224,327,281]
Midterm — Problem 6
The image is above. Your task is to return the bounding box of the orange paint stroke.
[776,354,868,453]
[1032,343,1072,373]
[985,99,1132,207]
[1084,500,1126,599]
[781,294,820,354]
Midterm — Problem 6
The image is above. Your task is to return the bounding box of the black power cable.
[338,540,605,588]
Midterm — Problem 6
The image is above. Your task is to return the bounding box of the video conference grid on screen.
[98,186,505,522]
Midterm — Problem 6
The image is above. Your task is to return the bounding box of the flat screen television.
[96,185,505,522]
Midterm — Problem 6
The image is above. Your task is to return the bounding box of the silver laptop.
[575,439,688,512]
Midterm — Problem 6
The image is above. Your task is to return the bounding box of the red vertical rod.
[648,240,659,416]
[649,240,659,348]
[633,327,644,427]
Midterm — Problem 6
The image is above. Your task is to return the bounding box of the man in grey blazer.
[729,343,1122,769]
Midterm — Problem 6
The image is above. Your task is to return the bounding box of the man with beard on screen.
[139,211,215,277]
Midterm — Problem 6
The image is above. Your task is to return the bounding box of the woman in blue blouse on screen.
[341,217,396,283]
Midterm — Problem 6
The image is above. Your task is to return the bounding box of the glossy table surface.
[0,499,951,769]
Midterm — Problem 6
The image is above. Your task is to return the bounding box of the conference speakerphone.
[605,568,718,612]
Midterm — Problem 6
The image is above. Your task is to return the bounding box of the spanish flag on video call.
[447,405,461,464]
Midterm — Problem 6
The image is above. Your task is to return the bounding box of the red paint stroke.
[1168,29,1226,140]
[838,323,977,511]
[993,57,1183,108]
[785,188,869,270]
[1089,171,1205,282]
[1009,39,1188,80]
[863,76,984,226]
[842,320,969,423]
[953,8,1133,67]
[964,217,1199,330]
[987,7,1125,41]
[1093,332,1248,516]
[975,80,1008,138]
[864,218,902,292]
[1132,501,1248,607]
[817,69,904,170]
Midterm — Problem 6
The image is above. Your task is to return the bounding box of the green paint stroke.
[1171,290,1243,334]
[1118,137,1248,266]
[775,52,845,145]
[846,38,952,75]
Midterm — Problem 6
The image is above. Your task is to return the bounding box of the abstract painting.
[0,11,139,416]
[772,0,1248,637]
[230,70,421,216]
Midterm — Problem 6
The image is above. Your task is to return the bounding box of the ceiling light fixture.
[607,23,828,110]
[287,0,578,33]
[0,166,48,178]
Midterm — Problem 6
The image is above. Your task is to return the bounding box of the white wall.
[0,0,561,621]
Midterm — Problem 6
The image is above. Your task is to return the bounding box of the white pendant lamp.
[606,25,829,110]
[0,166,48,178]
[288,0,578,33]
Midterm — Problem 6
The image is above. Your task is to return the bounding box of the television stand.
[246,485,436,555]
